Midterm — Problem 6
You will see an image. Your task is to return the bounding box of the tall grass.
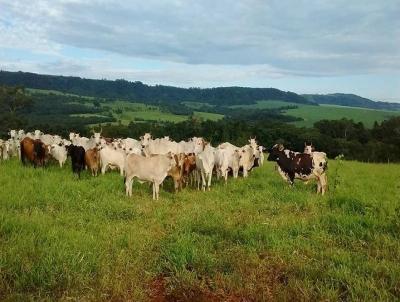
[0,159,399,300]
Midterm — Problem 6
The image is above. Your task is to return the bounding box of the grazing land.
[0,159,399,301]
[233,100,400,128]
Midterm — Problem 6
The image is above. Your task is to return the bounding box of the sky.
[0,0,399,101]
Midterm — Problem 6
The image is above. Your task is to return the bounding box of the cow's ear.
[304,142,307,147]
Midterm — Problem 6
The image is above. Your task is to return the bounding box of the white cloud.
[1,0,399,77]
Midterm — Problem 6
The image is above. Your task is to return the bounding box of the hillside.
[0,70,311,106]
[304,93,400,111]
[230,100,400,128]
[1,159,399,300]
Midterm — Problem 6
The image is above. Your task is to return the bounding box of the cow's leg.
[316,176,322,194]
[119,165,124,176]
[101,163,107,175]
[243,166,248,178]
[156,182,160,200]
[201,170,206,191]
[196,170,200,190]
[320,174,327,195]
[288,172,295,187]
[125,176,132,197]
[207,171,212,191]
[174,178,178,192]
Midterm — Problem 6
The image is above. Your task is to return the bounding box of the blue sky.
[0,0,399,101]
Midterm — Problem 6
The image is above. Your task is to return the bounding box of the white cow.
[121,138,142,155]
[214,147,240,183]
[248,138,263,166]
[1,140,10,160]
[17,129,25,140]
[0,140,7,160]
[177,137,205,154]
[7,139,20,158]
[124,153,176,200]
[8,130,17,140]
[239,145,255,177]
[195,143,216,191]
[40,134,62,146]
[143,137,180,156]
[69,132,101,151]
[50,144,68,167]
[99,144,126,176]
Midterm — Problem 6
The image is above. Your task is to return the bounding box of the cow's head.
[34,130,43,139]
[192,137,206,153]
[267,144,284,161]
[303,142,315,154]
[248,137,257,146]
[8,129,17,139]
[140,133,152,147]
[92,131,102,144]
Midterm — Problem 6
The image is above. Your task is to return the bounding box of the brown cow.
[85,148,100,176]
[167,153,185,192]
[182,153,196,187]
[20,137,47,167]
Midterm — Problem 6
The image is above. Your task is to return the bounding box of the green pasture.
[0,158,399,300]
[232,100,400,128]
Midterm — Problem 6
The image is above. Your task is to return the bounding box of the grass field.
[233,100,400,128]
[0,158,399,301]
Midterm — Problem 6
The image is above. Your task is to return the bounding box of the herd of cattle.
[0,129,328,199]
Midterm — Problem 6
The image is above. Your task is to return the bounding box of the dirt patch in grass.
[148,275,246,302]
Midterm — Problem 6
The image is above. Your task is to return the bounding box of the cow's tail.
[34,142,45,166]
[20,141,26,165]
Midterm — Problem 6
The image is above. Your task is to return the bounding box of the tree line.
[0,70,312,106]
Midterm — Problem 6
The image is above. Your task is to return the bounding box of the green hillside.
[233,100,400,128]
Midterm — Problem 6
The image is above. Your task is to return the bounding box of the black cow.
[267,144,327,195]
[66,145,85,178]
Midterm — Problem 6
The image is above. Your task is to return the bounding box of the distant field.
[183,101,215,109]
[230,100,298,109]
[68,100,222,125]
[193,111,224,121]
[289,104,400,128]
[1,159,399,300]
[233,100,400,128]
[27,88,95,100]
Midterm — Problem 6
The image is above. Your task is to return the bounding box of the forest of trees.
[1,84,400,163]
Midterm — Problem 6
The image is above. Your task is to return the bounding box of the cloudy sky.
[0,0,399,101]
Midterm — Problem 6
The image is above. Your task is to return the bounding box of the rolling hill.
[304,93,400,111]
[0,70,311,106]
